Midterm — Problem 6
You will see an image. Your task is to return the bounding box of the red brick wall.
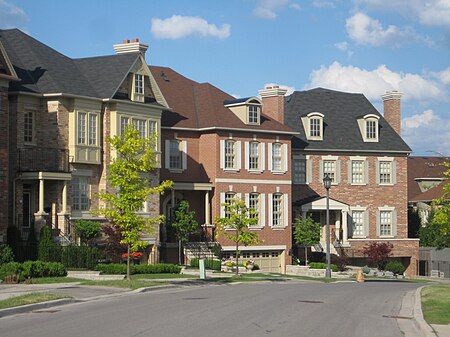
[383,98,401,135]
[0,87,9,241]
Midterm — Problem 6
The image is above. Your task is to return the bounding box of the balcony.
[18,148,70,173]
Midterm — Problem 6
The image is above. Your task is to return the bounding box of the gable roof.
[150,65,294,134]
[408,156,449,201]
[284,88,411,153]
[0,40,18,81]
[0,28,144,100]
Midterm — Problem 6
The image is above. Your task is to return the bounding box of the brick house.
[152,68,296,273]
[261,87,419,276]
[0,29,166,262]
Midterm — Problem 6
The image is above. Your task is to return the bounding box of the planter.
[246,264,254,271]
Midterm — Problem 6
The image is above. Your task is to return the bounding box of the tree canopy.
[293,215,321,265]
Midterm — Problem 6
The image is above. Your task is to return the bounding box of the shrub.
[384,260,405,275]
[61,246,100,270]
[362,242,393,270]
[362,265,371,274]
[38,226,62,262]
[190,258,221,271]
[308,262,338,272]
[0,262,22,280]
[332,252,349,272]
[96,263,181,275]
[309,252,325,263]
[74,220,101,245]
[0,244,14,265]
[0,261,66,281]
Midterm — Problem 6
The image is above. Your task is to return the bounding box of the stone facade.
[0,86,8,242]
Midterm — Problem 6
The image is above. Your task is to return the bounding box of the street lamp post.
[323,174,332,279]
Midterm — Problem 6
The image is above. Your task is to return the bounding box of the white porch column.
[62,181,67,212]
[335,211,341,243]
[342,210,348,246]
[35,177,47,215]
[204,191,210,225]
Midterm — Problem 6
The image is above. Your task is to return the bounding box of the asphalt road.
[0,280,422,337]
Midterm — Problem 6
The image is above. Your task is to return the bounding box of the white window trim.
[247,105,260,125]
[72,175,91,212]
[24,111,36,145]
[132,73,145,102]
[165,139,187,173]
[377,157,396,186]
[320,155,340,185]
[77,111,100,148]
[349,156,368,186]
[268,193,289,229]
[350,206,368,238]
[358,114,380,143]
[377,206,397,238]
[302,112,324,141]
[220,139,241,172]
[269,142,288,174]
[245,193,266,229]
[245,141,264,173]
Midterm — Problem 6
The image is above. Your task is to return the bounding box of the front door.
[22,190,32,228]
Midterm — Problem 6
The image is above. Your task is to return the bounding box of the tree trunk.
[126,243,131,281]
[178,239,182,265]
[235,234,239,276]
[305,246,308,266]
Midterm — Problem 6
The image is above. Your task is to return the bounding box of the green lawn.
[29,277,83,284]
[421,285,450,325]
[0,293,71,309]
[78,279,164,289]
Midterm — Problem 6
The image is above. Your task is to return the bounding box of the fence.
[419,247,450,278]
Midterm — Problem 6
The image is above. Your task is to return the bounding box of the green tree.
[97,126,172,280]
[38,225,61,262]
[293,215,321,265]
[74,219,101,245]
[172,200,199,265]
[214,198,259,275]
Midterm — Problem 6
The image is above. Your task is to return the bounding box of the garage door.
[242,251,282,273]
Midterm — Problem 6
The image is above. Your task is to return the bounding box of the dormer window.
[248,105,260,124]
[358,114,380,142]
[132,73,144,102]
[223,97,262,126]
[302,112,324,141]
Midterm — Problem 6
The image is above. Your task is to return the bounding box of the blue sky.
[1,0,449,156]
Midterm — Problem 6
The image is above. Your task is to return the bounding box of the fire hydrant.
[356,268,365,283]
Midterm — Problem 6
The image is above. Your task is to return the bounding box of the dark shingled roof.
[0,28,139,99]
[223,97,254,105]
[408,156,449,201]
[150,65,294,133]
[284,88,412,153]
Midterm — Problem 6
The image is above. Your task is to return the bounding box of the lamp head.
[323,174,332,189]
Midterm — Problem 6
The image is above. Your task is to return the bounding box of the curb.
[0,298,81,318]
[412,286,437,337]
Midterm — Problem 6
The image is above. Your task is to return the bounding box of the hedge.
[384,260,405,275]
[308,262,338,272]
[96,263,181,275]
[0,261,67,281]
[190,258,221,271]
[61,246,100,270]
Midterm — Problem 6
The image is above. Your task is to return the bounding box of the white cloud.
[0,0,28,29]
[346,12,421,47]
[354,0,450,28]
[433,67,450,85]
[313,1,336,9]
[334,41,348,51]
[402,109,450,156]
[263,83,296,96]
[151,15,230,40]
[289,3,301,11]
[306,61,444,101]
[253,0,289,19]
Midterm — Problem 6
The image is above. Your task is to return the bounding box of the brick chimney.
[381,90,402,135]
[113,38,149,57]
[258,85,288,124]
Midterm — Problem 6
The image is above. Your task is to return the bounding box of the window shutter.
[236,141,242,169]
[220,193,225,218]
[220,140,225,169]
[181,141,187,170]
[165,140,170,169]
[283,194,289,227]
[244,142,249,170]
[364,160,369,184]
[307,159,312,184]
[237,193,242,201]
[283,144,288,173]
[392,160,397,185]
[364,210,369,238]
[392,209,397,237]
[260,143,265,171]
[376,162,380,184]
[348,161,352,184]
[376,210,380,237]
[260,194,266,227]
[268,194,273,227]
[319,160,323,183]
[268,143,273,172]
[336,160,341,184]
[245,193,249,207]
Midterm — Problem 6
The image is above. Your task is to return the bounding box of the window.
[133,73,144,102]
[133,118,146,138]
[78,112,86,144]
[323,160,336,183]
[272,143,282,171]
[225,140,236,169]
[352,211,364,236]
[379,210,392,236]
[310,118,321,138]
[379,161,392,184]
[293,158,306,184]
[89,114,97,145]
[24,111,34,143]
[149,121,157,135]
[249,142,259,170]
[366,119,377,140]
[272,194,282,227]
[248,105,259,124]
[169,140,182,170]
[225,192,235,218]
[72,176,89,211]
[249,193,259,219]
[351,160,364,184]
